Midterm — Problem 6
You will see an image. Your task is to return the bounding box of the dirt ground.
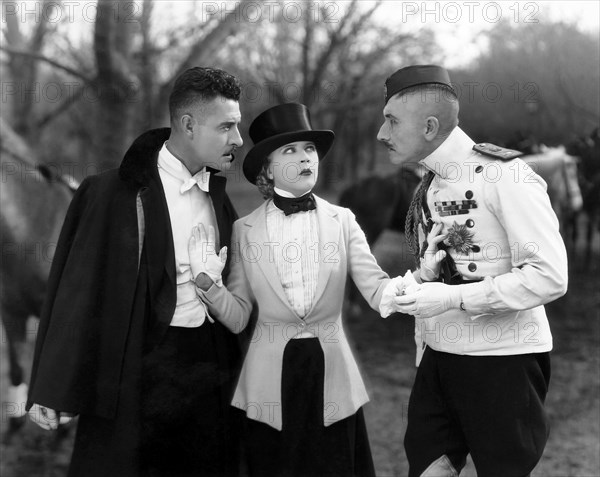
[358,230,600,477]
[1,201,599,476]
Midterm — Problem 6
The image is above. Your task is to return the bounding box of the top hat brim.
[243,130,334,184]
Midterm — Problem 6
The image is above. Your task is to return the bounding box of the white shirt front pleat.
[266,197,319,319]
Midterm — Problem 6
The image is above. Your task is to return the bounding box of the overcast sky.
[5,1,598,69]
[372,1,600,67]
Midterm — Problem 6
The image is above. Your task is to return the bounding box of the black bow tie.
[273,192,316,216]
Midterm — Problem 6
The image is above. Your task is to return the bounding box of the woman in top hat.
[187,103,444,476]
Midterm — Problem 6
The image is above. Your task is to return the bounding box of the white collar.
[273,186,312,198]
[158,143,210,193]
[420,127,475,179]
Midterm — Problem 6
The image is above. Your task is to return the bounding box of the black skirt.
[244,337,375,477]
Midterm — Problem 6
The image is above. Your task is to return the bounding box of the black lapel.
[121,129,177,333]
[208,174,227,247]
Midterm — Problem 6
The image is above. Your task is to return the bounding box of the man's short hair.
[397,83,458,103]
[397,84,460,134]
[169,67,241,122]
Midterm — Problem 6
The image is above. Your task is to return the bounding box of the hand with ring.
[393,282,463,319]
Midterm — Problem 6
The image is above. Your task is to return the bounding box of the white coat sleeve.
[460,159,568,317]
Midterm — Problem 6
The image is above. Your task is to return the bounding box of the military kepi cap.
[384,65,454,104]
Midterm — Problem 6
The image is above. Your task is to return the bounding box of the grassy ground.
[1,184,599,476]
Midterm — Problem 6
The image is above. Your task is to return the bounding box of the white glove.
[188,224,227,287]
[28,404,75,430]
[394,282,463,319]
[419,222,447,282]
[379,270,417,318]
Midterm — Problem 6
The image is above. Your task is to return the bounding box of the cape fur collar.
[119,128,170,187]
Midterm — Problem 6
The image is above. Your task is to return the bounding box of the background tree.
[453,19,600,147]
[1,0,250,173]
[223,0,437,188]
[2,0,72,138]
[1,1,598,180]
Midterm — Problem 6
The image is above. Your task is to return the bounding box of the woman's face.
[267,141,319,196]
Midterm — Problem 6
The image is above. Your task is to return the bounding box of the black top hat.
[384,65,454,104]
[243,103,335,184]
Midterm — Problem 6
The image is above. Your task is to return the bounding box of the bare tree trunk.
[151,0,249,126]
[2,0,57,139]
[94,0,138,171]
[139,0,155,132]
[367,117,379,172]
[301,10,313,106]
[321,110,351,190]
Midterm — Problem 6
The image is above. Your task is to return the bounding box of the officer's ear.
[424,116,440,141]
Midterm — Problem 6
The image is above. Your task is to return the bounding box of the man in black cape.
[27,67,244,477]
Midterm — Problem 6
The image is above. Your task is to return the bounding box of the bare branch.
[169,0,249,79]
[2,0,26,49]
[30,0,59,52]
[309,0,382,96]
[153,0,250,123]
[0,45,93,82]
[557,73,600,121]
[153,23,209,55]
[36,85,85,130]
[55,32,95,74]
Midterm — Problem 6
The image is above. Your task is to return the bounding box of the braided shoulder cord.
[404,171,435,267]
[404,190,419,263]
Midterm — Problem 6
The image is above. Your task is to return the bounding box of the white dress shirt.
[266,187,320,321]
[157,143,218,327]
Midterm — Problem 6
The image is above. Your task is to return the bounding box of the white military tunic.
[415,127,568,359]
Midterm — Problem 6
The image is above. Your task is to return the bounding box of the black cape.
[27,128,241,476]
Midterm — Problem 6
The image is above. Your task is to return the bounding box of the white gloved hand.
[394,282,463,319]
[379,270,417,318]
[28,404,75,430]
[188,224,227,287]
[420,222,447,282]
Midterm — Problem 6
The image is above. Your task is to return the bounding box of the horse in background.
[521,145,584,246]
[338,166,421,313]
[567,128,600,265]
[339,165,422,247]
[0,118,77,434]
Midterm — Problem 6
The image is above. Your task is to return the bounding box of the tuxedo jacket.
[200,196,391,430]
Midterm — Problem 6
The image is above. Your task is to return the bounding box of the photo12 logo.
[199,1,341,23]
[2,1,142,24]
[399,2,540,24]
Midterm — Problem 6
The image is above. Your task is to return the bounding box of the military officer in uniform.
[378,65,568,477]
